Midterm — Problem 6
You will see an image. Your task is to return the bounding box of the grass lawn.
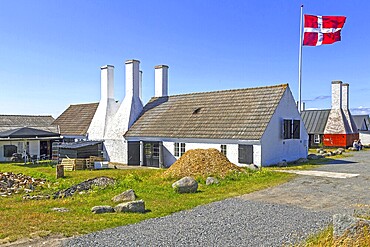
[0,161,295,243]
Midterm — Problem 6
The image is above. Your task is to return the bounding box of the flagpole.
[298,4,304,112]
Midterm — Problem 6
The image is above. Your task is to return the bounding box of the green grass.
[0,162,294,243]
[300,224,370,247]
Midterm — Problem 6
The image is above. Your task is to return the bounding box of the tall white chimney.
[342,83,349,109]
[125,60,140,98]
[341,83,357,133]
[100,65,115,101]
[104,59,144,163]
[139,70,143,101]
[87,65,119,140]
[155,65,169,97]
[331,81,342,109]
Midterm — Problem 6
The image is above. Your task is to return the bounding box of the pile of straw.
[163,148,242,179]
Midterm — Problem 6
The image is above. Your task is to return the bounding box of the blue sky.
[0,0,369,118]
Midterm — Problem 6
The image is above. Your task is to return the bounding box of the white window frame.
[314,134,320,144]
[220,144,227,156]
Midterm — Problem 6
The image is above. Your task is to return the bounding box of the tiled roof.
[0,127,60,138]
[125,84,288,140]
[0,115,58,133]
[56,141,102,149]
[53,103,98,136]
[301,109,330,134]
[352,115,369,131]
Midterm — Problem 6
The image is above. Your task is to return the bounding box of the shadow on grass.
[13,161,56,169]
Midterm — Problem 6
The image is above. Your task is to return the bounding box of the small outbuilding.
[54,141,103,159]
[0,115,60,162]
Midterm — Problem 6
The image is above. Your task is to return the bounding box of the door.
[238,144,253,164]
[144,142,160,167]
[128,142,140,166]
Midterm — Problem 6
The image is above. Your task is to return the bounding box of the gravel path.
[60,150,369,247]
[63,199,331,247]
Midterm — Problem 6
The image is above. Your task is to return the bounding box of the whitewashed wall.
[359,131,370,145]
[162,140,261,168]
[261,87,308,165]
[0,140,41,161]
[103,139,128,164]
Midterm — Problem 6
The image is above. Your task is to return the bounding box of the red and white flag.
[303,15,346,46]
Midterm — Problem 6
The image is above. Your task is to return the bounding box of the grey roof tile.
[125,84,288,140]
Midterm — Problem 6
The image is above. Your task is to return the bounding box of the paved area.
[275,170,359,178]
[242,150,370,213]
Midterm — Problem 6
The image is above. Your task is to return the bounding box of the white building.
[0,115,60,162]
[84,59,308,167]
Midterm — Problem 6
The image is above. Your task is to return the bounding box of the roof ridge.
[69,102,99,106]
[158,83,288,98]
[0,114,53,117]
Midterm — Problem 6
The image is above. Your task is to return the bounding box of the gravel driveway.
[58,150,370,246]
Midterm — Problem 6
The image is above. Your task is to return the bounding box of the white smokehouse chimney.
[125,60,141,98]
[139,70,143,100]
[155,65,169,97]
[87,65,119,140]
[342,83,349,109]
[331,81,342,110]
[100,65,115,100]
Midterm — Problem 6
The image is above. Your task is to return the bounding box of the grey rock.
[319,150,327,154]
[54,176,115,199]
[296,158,309,163]
[245,164,260,170]
[307,154,319,160]
[52,207,70,213]
[333,214,370,238]
[91,205,114,214]
[277,161,288,167]
[316,148,323,153]
[337,148,345,152]
[334,150,343,155]
[114,200,145,213]
[23,194,50,200]
[112,189,136,203]
[206,177,219,185]
[172,177,198,193]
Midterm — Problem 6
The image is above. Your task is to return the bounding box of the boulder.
[319,150,327,154]
[172,176,198,193]
[276,161,288,167]
[316,148,323,153]
[206,177,219,185]
[245,164,260,171]
[348,147,357,151]
[337,148,345,152]
[307,154,319,160]
[114,200,145,213]
[334,150,343,155]
[91,205,114,214]
[333,214,370,238]
[51,207,69,213]
[112,189,136,203]
[296,158,309,163]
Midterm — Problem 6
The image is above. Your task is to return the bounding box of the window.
[4,145,17,157]
[283,119,300,139]
[180,143,185,156]
[238,145,253,164]
[174,143,179,157]
[293,120,300,139]
[174,143,186,157]
[314,134,320,144]
[220,145,227,156]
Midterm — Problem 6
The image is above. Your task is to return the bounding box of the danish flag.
[303,15,346,46]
